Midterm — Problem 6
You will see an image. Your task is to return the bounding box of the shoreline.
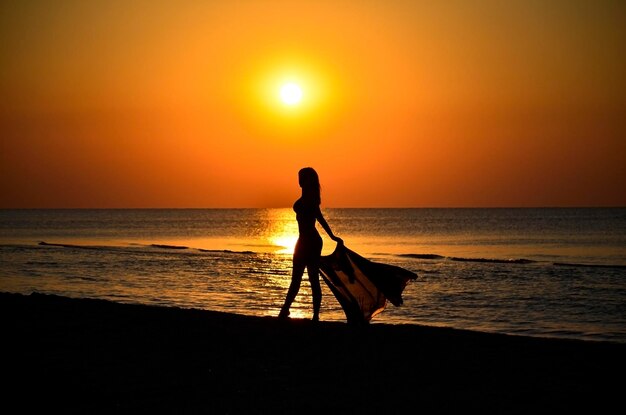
[3,291,624,413]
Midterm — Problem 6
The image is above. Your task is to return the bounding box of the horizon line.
[1,205,625,210]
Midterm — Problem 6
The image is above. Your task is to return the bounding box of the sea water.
[1,208,625,343]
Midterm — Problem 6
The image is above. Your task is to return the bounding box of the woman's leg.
[307,263,321,321]
[279,261,306,318]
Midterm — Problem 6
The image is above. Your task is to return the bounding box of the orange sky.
[1,1,624,208]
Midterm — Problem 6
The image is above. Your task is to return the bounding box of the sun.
[279,82,303,105]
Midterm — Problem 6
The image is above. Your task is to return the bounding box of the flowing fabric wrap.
[319,244,418,325]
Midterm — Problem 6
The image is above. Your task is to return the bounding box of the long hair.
[298,167,321,205]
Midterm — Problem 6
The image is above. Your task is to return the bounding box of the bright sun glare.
[271,235,298,254]
[279,83,303,105]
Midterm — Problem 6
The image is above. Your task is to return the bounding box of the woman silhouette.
[278,167,342,321]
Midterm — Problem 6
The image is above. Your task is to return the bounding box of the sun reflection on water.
[270,235,298,255]
[264,208,299,255]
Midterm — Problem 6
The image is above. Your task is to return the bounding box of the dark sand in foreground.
[2,292,623,414]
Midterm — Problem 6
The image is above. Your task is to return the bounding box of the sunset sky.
[1,0,624,208]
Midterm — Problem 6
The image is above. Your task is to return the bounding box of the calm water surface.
[1,208,625,343]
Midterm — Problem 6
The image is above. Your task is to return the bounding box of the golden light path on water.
[262,207,299,254]
[270,235,298,255]
[267,208,298,254]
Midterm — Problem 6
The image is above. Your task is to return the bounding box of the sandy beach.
[2,291,623,414]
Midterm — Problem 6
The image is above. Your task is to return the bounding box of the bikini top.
[293,198,320,234]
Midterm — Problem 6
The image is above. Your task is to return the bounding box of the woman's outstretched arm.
[316,207,342,243]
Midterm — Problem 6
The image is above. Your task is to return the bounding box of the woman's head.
[298,167,321,204]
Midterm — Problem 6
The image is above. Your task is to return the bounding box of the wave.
[398,254,446,260]
[554,262,626,269]
[27,242,626,269]
[449,257,536,264]
[150,244,189,250]
[36,241,256,256]
[198,248,255,255]
[397,251,625,269]
[38,241,102,250]
[398,252,535,264]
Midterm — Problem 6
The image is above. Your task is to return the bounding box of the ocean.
[1,208,625,343]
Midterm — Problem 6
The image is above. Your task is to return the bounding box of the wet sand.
[2,291,623,414]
